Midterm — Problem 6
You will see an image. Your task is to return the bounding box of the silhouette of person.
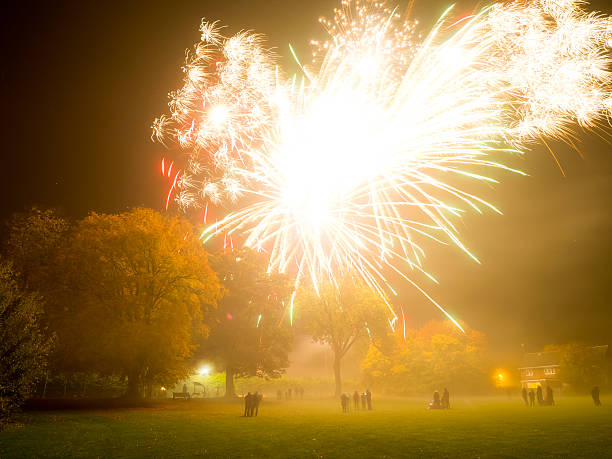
[546,386,554,406]
[366,389,372,410]
[277,389,282,400]
[441,388,450,409]
[528,390,535,407]
[288,388,292,399]
[353,391,360,411]
[361,392,367,410]
[244,392,252,417]
[430,391,441,409]
[536,386,543,406]
[521,387,528,406]
[341,393,349,412]
[183,383,188,395]
[252,391,261,416]
[591,386,601,406]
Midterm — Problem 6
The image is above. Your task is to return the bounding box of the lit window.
[544,368,556,375]
[524,369,533,377]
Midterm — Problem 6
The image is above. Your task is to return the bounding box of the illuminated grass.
[1,397,610,457]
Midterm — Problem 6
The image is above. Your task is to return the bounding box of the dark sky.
[1,0,611,356]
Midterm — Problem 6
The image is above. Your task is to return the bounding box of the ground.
[1,396,610,458]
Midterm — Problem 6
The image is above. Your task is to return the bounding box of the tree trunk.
[225,366,236,398]
[42,372,48,398]
[125,371,141,398]
[333,354,342,397]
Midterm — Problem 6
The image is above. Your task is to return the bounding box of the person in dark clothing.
[353,391,360,411]
[429,391,442,409]
[592,386,602,406]
[277,389,282,400]
[341,393,350,412]
[536,386,543,405]
[441,388,450,409]
[528,390,535,407]
[521,387,528,406]
[546,386,554,406]
[361,392,367,410]
[252,391,261,416]
[244,392,252,417]
[366,389,372,410]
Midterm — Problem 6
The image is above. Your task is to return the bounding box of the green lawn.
[1,396,610,458]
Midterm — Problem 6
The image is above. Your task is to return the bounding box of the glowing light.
[198,365,211,376]
[154,0,612,325]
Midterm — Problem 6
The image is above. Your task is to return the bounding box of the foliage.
[296,278,389,396]
[53,208,221,397]
[203,248,294,397]
[361,320,491,395]
[3,207,69,290]
[544,343,609,393]
[0,260,52,420]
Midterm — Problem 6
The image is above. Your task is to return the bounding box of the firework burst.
[154,0,612,326]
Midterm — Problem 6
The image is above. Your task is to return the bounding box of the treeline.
[361,321,492,395]
[0,207,293,419]
[0,206,496,421]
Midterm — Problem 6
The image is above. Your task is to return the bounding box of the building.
[519,345,609,391]
[519,350,562,390]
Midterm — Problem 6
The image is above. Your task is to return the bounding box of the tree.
[203,248,293,397]
[3,207,69,291]
[361,320,490,394]
[3,208,69,395]
[0,260,52,420]
[544,343,609,392]
[58,208,221,397]
[296,279,389,397]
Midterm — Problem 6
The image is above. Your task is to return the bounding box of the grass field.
[1,396,610,458]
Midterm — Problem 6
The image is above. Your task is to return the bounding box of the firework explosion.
[154,0,612,326]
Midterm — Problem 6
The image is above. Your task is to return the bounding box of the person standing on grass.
[244,392,253,417]
[341,393,350,412]
[521,387,528,406]
[251,391,261,416]
[361,392,367,410]
[536,386,543,405]
[442,388,450,409]
[528,390,535,407]
[546,386,554,406]
[366,389,372,410]
[353,391,360,411]
[592,386,602,406]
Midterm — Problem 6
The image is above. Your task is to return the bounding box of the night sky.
[1,0,611,356]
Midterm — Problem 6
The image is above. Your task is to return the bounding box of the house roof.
[520,345,609,369]
[521,351,561,368]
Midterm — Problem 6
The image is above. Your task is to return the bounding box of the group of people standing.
[521,386,554,407]
[340,389,372,412]
[429,388,450,409]
[276,387,304,400]
[243,392,263,417]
